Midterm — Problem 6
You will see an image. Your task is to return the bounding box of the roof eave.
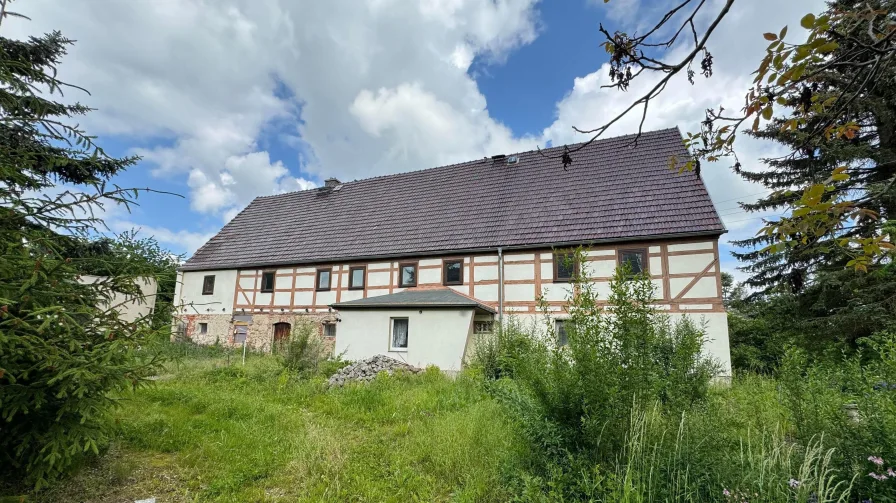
[329,302,496,314]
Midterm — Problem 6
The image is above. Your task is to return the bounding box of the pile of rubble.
[328,354,423,387]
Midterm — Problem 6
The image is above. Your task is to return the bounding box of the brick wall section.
[174,312,337,354]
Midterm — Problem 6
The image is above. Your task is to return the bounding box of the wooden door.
[273,322,291,345]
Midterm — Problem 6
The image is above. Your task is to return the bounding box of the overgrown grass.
[30,355,527,502]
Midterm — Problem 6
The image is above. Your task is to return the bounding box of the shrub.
[490,255,719,472]
[276,321,331,377]
[779,332,896,501]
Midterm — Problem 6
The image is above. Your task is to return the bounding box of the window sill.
[390,348,408,353]
[260,289,274,293]
[443,282,463,287]
[552,278,573,283]
[347,286,365,291]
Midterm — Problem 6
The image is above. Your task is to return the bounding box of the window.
[443,259,463,285]
[554,252,578,282]
[260,271,275,292]
[398,263,417,288]
[555,320,569,346]
[618,249,648,275]
[349,266,365,290]
[202,275,215,295]
[316,268,332,291]
[323,323,337,337]
[474,321,494,334]
[390,318,409,351]
[199,322,208,334]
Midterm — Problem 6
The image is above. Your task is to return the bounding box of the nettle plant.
[496,249,719,461]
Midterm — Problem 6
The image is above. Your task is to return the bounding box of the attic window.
[506,155,519,164]
[398,263,417,288]
[618,249,648,276]
[316,268,332,291]
[443,260,463,286]
[349,266,365,290]
[553,252,579,283]
[202,275,215,295]
[260,271,275,292]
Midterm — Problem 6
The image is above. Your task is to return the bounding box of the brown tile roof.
[182,128,725,271]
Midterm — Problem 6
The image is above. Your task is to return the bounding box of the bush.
[276,321,331,377]
[779,332,896,501]
[488,256,719,475]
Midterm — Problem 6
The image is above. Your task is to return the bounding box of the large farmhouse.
[174,128,732,375]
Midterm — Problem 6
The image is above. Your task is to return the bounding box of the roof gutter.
[178,230,726,272]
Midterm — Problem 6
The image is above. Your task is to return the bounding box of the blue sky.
[9,0,824,280]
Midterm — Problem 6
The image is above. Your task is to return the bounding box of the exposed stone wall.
[173,311,338,354]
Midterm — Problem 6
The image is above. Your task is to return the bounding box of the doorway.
[273,322,291,346]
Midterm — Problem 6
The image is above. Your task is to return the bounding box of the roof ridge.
[256,127,683,200]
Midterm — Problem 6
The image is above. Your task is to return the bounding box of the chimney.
[324,177,341,189]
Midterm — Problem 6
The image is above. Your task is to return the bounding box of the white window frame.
[390,317,409,352]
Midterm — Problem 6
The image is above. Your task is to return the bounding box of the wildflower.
[869,456,885,466]
[888,467,896,477]
[723,488,731,497]
[789,478,801,488]
[869,472,888,481]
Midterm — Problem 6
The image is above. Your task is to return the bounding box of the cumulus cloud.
[542,0,824,276]
[6,0,826,275]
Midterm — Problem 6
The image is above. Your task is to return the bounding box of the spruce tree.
[0,22,166,487]
[733,0,895,294]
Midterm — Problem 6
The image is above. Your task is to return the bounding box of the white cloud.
[108,221,215,256]
[544,0,824,247]
[6,0,826,269]
[5,0,540,220]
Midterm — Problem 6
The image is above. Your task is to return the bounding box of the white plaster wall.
[668,253,715,274]
[682,277,718,299]
[295,274,314,289]
[670,312,732,376]
[294,291,314,305]
[474,264,499,281]
[335,308,475,370]
[541,283,573,302]
[504,263,533,280]
[180,269,238,315]
[238,276,256,289]
[418,267,441,285]
[475,284,499,301]
[256,292,272,305]
[505,283,534,302]
[505,311,732,377]
[540,262,553,281]
[274,292,291,305]
[668,241,714,252]
[587,259,616,278]
[649,256,663,275]
[316,290,337,305]
[506,252,534,262]
[419,258,442,267]
[340,289,364,302]
[586,249,615,257]
[80,275,159,322]
[367,271,391,287]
